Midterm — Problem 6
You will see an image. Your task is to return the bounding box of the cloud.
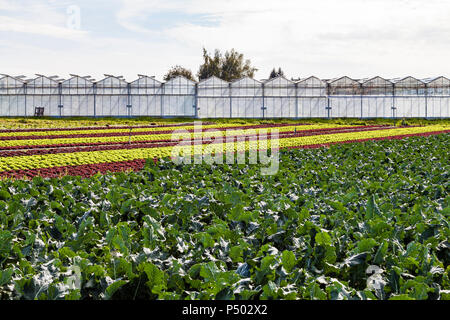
[0,0,87,38]
[1,0,450,81]
[0,16,87,38]
[113,0,450,79]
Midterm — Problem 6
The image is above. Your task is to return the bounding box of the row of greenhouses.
[0,74,449,118]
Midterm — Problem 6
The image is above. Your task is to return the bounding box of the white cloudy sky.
[1,0,449,81]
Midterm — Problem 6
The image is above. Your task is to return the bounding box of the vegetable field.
[0,119,449,300]
[0,121,449,179]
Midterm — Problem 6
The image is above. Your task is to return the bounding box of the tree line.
[163,48,287,82]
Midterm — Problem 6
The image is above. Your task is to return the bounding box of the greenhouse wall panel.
[428,97,449,118]
[230,98,263,118]
[25,95,59,116]
[362,97,393,118]
[299,97,328,118]
[162,96,195,117]
[329,97,362,118]
[131,95,162,116]
[0,96,9,116]
[265,97,296,118]
[198,97,230,118]
[394,97,427,118]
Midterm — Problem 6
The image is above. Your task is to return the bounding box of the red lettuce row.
[0,159,150,179]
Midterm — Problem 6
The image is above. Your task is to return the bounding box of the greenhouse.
[231,77,264,118]
[130,75,162,117]
[0,75,26,117]
[297,76,328,118]
[328,76,363,118]
[361,77,393,118]
[198,76,229,118]
[61,75,95,117]
[424,76,450,118]
[162,76,196,117]
[0,73,448,118]
[263,76,297,118]
[392,77,427,118]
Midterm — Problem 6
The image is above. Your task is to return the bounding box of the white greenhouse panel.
[162,96,195,117]
[265,98,296,118]
[131,95,162,116]
[394,97,426,118]
[362,97,393,118]
[95,96,110,117]
[442,98,450,118]
[118,97,129,117]
[25,95,59,116]
[427,97,450,118]
[231,98,263,118]
[17,96,26,116]
[198,97,230,118]
[0,96,9,116]
[330,97,362,118]
[299,98,328,118]
[62,96,78,116]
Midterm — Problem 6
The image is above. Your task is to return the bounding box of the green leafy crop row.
[0,134,449,300]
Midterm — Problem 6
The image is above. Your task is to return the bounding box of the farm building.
[0,74,449,118]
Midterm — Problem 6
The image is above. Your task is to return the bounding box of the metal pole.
[392,83,396,120]
[194,83,198,119]
[262,83,265,119]
[326,83,331,119]
[360,83,363,119]
[93,82,97,118]
[160,83,165,118]
[24,83,27,117]
[127,83,132,118]
[295,82,299,119]
[425,83,428,119]
[229,83,232,118]
[58,82,63,117]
